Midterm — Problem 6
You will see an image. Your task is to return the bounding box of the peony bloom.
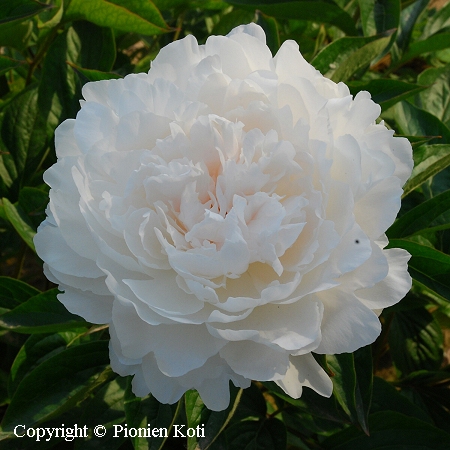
[35,24,413,411]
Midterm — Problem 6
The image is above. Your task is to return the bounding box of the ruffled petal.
[276,353,333,398]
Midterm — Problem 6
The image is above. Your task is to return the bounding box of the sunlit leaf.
[417,65,450,129]
[65,0,170,35]
[421,1,450,39]
[398,33,450,66]
[311,32,393,82]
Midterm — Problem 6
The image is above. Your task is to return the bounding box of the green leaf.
[0,0,50,24]
[371,377,433,423]
[76,377,127,450]
[332,36,393,82]
[422,1,450,39]
[38,22,119,137]
[184,385,245,450]
[0,19,33,50]
[0,340,111,431]
[123,378,179,450]
[0,288,88,333]
[37,27,83,137]
[2,197,36,251]
[18,187,49,230]
[38,0,64,30]
[396,0,428,53]
[311,32,393,82]
[403,135,439,149]
[0,85,48,197]
[0,55,22,76]
[263,380,349,425]
[400,370,450,431]
[402,144,450,197]
[389,239,450,301]
[65,0,170,35]
[322,411,450,449]
[185,390,211,450]
[224,418,287,450]
[0,276,39,311]
[398,33,450,65]
[231,382,267,422]
[358,0,400,52]
[152,0,190,7]
[226,1,357,36]
[281,407,342,447]
[326,346,373,434]
[8,330,88,398]
[189,0,229,8]
[72,21,116,72]
[0,369,8,407]
[389,102,450,148]
[387,307,443,376]
[256,12,280,56]
[68,61,122,83]
[347,79,426,111]
[388,189,450,238]
[417,64,450,129]
[211,9,255,36]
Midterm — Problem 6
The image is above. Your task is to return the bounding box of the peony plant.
[34,23,413,411]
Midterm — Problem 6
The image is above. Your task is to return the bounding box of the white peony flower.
[34,24,413,411]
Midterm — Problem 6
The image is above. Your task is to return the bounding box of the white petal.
[124,274,205,316]
[34,221,103,278]
[354,177,403,238]
[150,324,225,377]
[141,354,186,404]
[276,353,333,398]
[149,34,203,89]
[220,340,289,380]
[208,298,322,353]
[315,291,381,354]
[357,248,411,309]
[57,287,113,324]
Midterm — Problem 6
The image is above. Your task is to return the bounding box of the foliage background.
[0,0,450,448]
